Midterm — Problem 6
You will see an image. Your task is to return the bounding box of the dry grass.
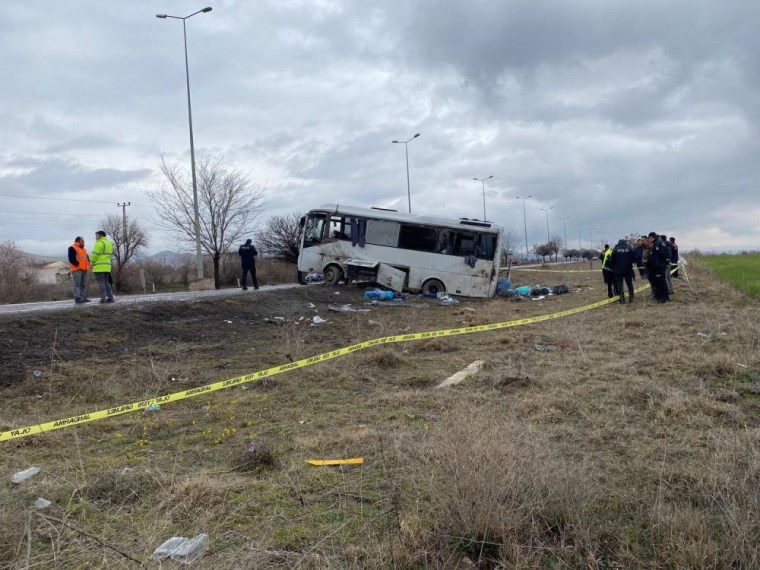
[1,259,759,567]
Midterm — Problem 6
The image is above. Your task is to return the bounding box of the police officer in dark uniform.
[609,238,635,304]
[238,239,259,290]
[646,232,669,303]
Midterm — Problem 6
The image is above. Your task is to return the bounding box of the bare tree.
[532,243,552,263]
[256,213,302,264]
[100,214,149,289]
[0,242,43,303]
[500,228,520,258]
[548,234,563,262]
[147,155,266,289]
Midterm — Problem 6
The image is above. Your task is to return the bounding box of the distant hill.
[21,251,66,265]
[134,251,195,266]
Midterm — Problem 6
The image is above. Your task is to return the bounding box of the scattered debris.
[33,498,52,510]
[531,295,545,300]
[328,304,370,313]
[33,370,43,379]
[437,360,485,388]
[306,458,364,466]
[552,284,570,295]
[150,534,210,565]
[224,320,233,324]
[367,320,381,325]
[307,303,316,309]
[437,295,460,306]
[12,466,41,484]
[145,404,161,412]
[364,288,395,301]
[264,317,286,324]
[311,316,329,325]
[697,331,728,341]
[305,272,324,283]
[534,344,556,352]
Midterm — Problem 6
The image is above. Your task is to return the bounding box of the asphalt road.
[0,283,306,317]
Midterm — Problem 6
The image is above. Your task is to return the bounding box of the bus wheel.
[422,279,445,295]
[324,265,344,285]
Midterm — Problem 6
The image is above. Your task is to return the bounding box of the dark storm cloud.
[0,157,151,194]
[44,134,118,154]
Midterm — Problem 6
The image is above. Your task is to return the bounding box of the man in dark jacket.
[239,239,259,290]
[610,238,635,304]
[646,232,670,303]
[633,236,648,280]
[669,237,679,278]
[661,235,674,295]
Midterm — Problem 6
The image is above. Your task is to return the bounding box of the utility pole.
[117,202,131,258]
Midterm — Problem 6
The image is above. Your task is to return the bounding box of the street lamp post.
[156,6,213,280]
[515,196,532,259]
[391,133,420,214]
[539,206,553,242]
[472,175,493,220]
[574,222,584,250]
[557,215,570,252]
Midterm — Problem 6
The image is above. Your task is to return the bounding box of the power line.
[0,193,115,204]
[0,210,104,218]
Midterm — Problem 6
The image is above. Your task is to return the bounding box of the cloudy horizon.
[2,0,759,259]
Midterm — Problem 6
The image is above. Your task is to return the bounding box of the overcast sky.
[2,0,759,257]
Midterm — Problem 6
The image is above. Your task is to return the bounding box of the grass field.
[699,252,760,296]
[1,262,759,568]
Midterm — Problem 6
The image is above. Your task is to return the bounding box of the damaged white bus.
[297,204,503,298]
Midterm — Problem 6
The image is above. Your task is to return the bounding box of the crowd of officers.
[600,233,679,304]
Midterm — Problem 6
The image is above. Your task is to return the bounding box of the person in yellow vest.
[91,230,115,303]
[601,244,618,298]
[67,236,92,304]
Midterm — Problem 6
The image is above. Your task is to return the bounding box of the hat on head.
[245,239,252,245]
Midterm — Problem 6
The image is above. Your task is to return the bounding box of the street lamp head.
[202,7,213,12]
[391,140,399,144]
[413,133,420,138]
[472,177,478,181]
[156,14,168,18]
[487,175,493,180]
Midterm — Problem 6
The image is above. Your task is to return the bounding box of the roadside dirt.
[0,283,507,389]
[0,286,348,387]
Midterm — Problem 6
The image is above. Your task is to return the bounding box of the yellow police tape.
[307,458,364,466]
[0,287,650,443]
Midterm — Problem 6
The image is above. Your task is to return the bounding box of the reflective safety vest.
[602,248,613,269]
[70,242,91,272]
[91,237,113,273]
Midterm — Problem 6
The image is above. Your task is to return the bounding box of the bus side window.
[436,230,451,254]
[475,233,496,259]
[454,231,476,256]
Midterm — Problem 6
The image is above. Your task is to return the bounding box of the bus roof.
[311,204,504,232]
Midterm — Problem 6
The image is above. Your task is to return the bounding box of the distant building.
[34,261,70,284]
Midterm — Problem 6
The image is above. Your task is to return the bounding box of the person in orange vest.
[67,236,92,304]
